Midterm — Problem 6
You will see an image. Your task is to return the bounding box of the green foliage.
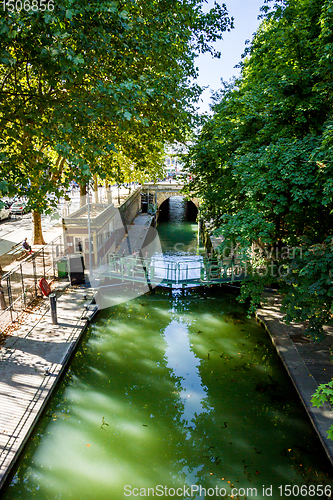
[0,0,233,218]
[184,0,333,336]
[311,381,333,440]
[281,238,333,341]
[311,382,333,409]
[183,0,333,440]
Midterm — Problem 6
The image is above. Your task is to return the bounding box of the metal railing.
[0,235,66,333]
[98,253,245,288]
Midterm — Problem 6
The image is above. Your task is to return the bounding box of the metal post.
[32,254,38,297]
[139,249,152,292]
[6,275,13,322]
[51,240,55,277]
[20,264,26,309]
[42,248,46,278]
[49,293,57,324]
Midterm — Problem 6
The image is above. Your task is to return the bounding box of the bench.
[8,243,27,259]
[8,243,24,255]
[0,243,27,268]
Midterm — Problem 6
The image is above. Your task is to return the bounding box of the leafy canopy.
[183,0,333,337]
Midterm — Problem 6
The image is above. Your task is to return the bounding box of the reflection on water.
[151,196,203,286]
[164,319,209,427]
[2,197,333,500]
[3,289,333,500]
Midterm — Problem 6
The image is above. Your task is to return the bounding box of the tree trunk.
[80,183,87,208]
[32,210,46,245]
[93,175,99,203]
[105,179,112,204]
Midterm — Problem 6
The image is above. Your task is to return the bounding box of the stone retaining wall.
[118,188,141,228]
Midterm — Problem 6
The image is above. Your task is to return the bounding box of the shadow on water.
[3,287,333,500]
[2,197,333,500]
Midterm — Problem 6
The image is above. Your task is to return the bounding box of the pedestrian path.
[117,213,155,256]
[0,282,96,489]
[256,293,333,466]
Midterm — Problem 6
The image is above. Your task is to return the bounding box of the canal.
[2,197,333,499]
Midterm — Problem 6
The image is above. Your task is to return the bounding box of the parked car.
[10,201,28,215]
[1,197,15,207]
[0,202,11,221]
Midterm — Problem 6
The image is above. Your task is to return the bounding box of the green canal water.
[2,197,333,500]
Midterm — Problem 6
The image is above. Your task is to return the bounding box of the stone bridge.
[141,183,199,209]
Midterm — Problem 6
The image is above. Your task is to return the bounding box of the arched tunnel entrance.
[158,195,198,224]
[157,196,199,254]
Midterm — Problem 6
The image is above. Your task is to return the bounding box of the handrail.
[97,253,245,287]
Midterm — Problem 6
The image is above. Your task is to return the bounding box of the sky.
[195,0,265,113]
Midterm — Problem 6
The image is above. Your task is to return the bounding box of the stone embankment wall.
[118,188,142,228]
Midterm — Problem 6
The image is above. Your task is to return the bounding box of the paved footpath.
[117,213,155,256]
[256,293,333,466]
[0,282,97,489]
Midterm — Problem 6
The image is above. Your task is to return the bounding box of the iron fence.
[0,235,66,333]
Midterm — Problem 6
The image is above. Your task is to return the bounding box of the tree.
[0,0,233,243]
[183,0,333,337]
